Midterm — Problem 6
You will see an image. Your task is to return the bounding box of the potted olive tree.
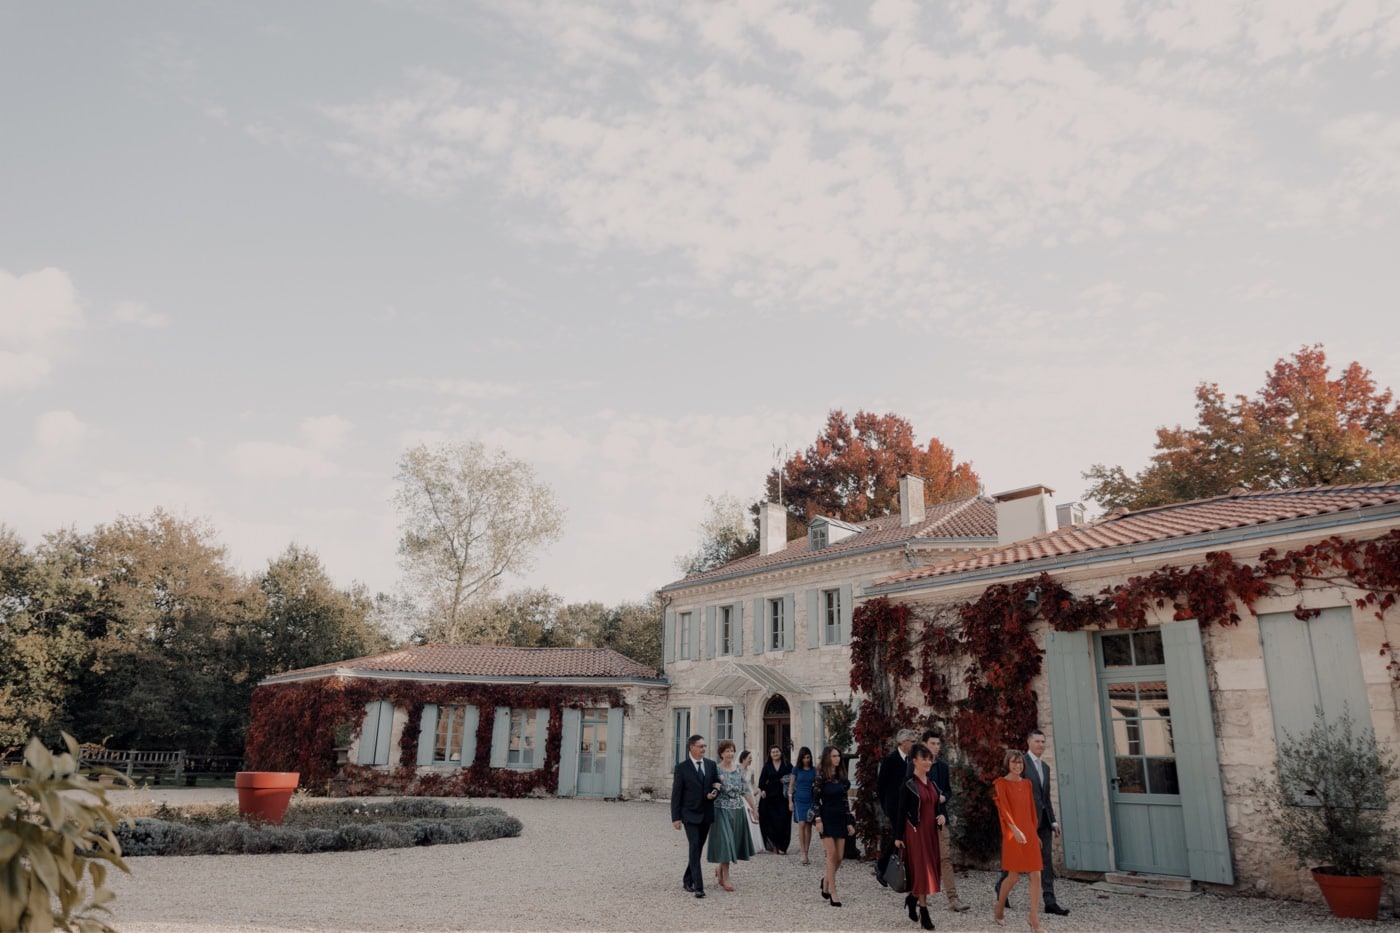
[1253,709,1398,919]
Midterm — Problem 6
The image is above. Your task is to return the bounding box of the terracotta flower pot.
[1312,869,1383,920]
[235,771,300,825]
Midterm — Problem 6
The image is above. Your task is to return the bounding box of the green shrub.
[0,733,130,932]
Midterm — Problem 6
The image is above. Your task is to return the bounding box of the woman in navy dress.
[813,745,851,907]
[789,746,817,864]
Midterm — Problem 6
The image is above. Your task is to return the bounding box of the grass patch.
[112,797,522,856]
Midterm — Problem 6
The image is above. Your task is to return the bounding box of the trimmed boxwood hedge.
[113,798,522,856]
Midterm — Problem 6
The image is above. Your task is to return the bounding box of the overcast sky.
[3,1,1398,607]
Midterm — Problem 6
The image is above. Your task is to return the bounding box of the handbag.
[882,851,910,893]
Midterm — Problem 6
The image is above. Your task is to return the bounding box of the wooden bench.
[80,748,186,784]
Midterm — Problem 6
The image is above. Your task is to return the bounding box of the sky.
[3,1,1399,608]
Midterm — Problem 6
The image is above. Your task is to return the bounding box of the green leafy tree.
[394,441,565,643]
[1085,345,1400,510]
[675,493,758,575]
[762,409,981,537]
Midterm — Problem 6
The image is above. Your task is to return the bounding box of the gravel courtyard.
[105,790,1393,932]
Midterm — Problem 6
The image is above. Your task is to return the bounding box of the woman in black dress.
[757,745,792,855]
[813,744,851,908]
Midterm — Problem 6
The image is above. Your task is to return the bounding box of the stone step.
[1092,881,1201,900]
[1104,871,1195,892]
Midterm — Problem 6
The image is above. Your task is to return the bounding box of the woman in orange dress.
[893,744,941,930]
[992,749,1043,932]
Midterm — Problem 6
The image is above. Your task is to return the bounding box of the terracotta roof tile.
[273,644,661,681]
[661,496,998,590]
[878,481,1400,586]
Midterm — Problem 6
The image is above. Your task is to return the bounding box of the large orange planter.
[1312,869,1383,920]
[235,771,300,825]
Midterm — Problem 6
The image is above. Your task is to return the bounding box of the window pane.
[1114,757,1146,794]
[1133,630,1165,666]
[1145,757,1180,795]
[1102,633,1132,667]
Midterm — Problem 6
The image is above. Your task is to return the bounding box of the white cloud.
[299,415,353,451]
[34,410,95,451]
[0,267,83,391]
[231,441,338,478]
[113,299,169,328]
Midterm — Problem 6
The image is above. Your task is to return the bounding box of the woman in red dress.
[893,744,941,930]
[993,749,1044,932]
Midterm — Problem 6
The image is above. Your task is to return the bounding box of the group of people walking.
[672,727,1072,931]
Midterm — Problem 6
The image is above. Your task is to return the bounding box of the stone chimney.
[1056,501,1085,529]
[899,474,926,527]
[992,484,1055,546]
[759,501,788,556]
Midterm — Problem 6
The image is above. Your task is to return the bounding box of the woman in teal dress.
[707,739,758,891]
[789,746,817,864]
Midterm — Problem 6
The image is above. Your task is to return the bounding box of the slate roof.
[878,481,1400,586]
[264,644,662,683]
[659,496,998,591]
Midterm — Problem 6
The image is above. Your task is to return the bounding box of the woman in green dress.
[707,739,758,891]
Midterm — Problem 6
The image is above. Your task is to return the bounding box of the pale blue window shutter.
[1260,607,1370,746]
[783,593,796,651]
[806,589,821,649]
[732,702,746,751]
[695,703,712,743]
[663,609,675,664]
[1044,630,1110,871]
[839,583,854,644]
[752,598,765,654]
[688,611,701,660]
[357,701,380,765]
[374,701,396,765]
[489,708,511,768]
[1162,620,1235,885]
[705,606,716,659]
[558,707,582,796]
[800,700,816,755]
[603,707,624,798]
[460,705,479,767]
[417,705,440,767]
[733,602,745,657]
[532,709,549,768]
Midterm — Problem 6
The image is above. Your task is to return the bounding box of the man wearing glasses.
[671,734,720,898]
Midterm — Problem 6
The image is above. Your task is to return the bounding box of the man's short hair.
[687,734,706,749]
[1027,728,1046,741]
[896,728,919,744]
[921,729,942,742]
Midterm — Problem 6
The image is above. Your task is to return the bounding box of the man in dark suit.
[919,729,970,912]
[671,733,719,898]
[999,728,1070,915]
[875,728,917,884]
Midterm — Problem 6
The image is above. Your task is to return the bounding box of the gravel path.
[104,790,1392,932]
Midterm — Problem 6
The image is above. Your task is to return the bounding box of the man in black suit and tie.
[671,733,720,898]
[999,728,1070,916]
[875,728,917,884]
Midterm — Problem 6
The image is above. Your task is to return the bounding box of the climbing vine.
[246,678,623,796]
[849,529,1400,863]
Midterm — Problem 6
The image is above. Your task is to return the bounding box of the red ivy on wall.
[245,677,623,796]
[849,530,1400,861]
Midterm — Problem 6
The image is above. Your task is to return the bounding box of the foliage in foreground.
[0,733,129,933]
[111,797,522,856]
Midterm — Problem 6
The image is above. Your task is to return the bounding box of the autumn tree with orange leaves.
[1084,345,1400,511]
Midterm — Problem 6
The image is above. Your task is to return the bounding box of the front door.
[575,707,609,797]
[763,695,791,758]
[1097,629,1189,876]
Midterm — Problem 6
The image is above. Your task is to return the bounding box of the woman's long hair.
[818,745,843,782]
[795,746,814,770]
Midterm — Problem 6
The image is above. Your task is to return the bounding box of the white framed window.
[715,707,733,743]
[768,598,785,651]
[679,611,693,660]
[673,708,692,765]
[817,702,836,750]
[822,588,841,645]
[434,705,470,764]
[507,709,540,767]
[719,605,733,655]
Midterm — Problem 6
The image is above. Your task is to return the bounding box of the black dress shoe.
[683,880,694,893]
[1045,904,1069,916]
[694,889,706,899]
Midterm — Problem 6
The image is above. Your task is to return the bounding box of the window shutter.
[688,611,701,660]
[663,609,675,664]
[732,702,746,751]
[357,701,381,766]
[1307,607,1370,729]
[800,700,816,756]
[557,707,582,796]
[460,705,479,767]
[839,583,854,644]
[752,599,765,654]
[705,605,716,659]
[603,707,624,798]
[489,708,511,768]
[783,593,796,651]
[375,701,396,765]
[1162,620,1235,885]
[532,708,549,769]
[733,602,744,657]
[417,705,439,767]
[1044,630,1110,871]
[1260,607,1369,746]
[695,704,712,744]
[806,589,820,649]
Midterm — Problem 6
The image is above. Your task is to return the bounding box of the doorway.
[762,695,791,760]
[575,707,609,797]
[1097,629,1189,875]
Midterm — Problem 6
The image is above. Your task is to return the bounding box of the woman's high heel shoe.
[829,898,843,907]
[919,905,935,930]
[820,879,830,901]
[906,894,918,921]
